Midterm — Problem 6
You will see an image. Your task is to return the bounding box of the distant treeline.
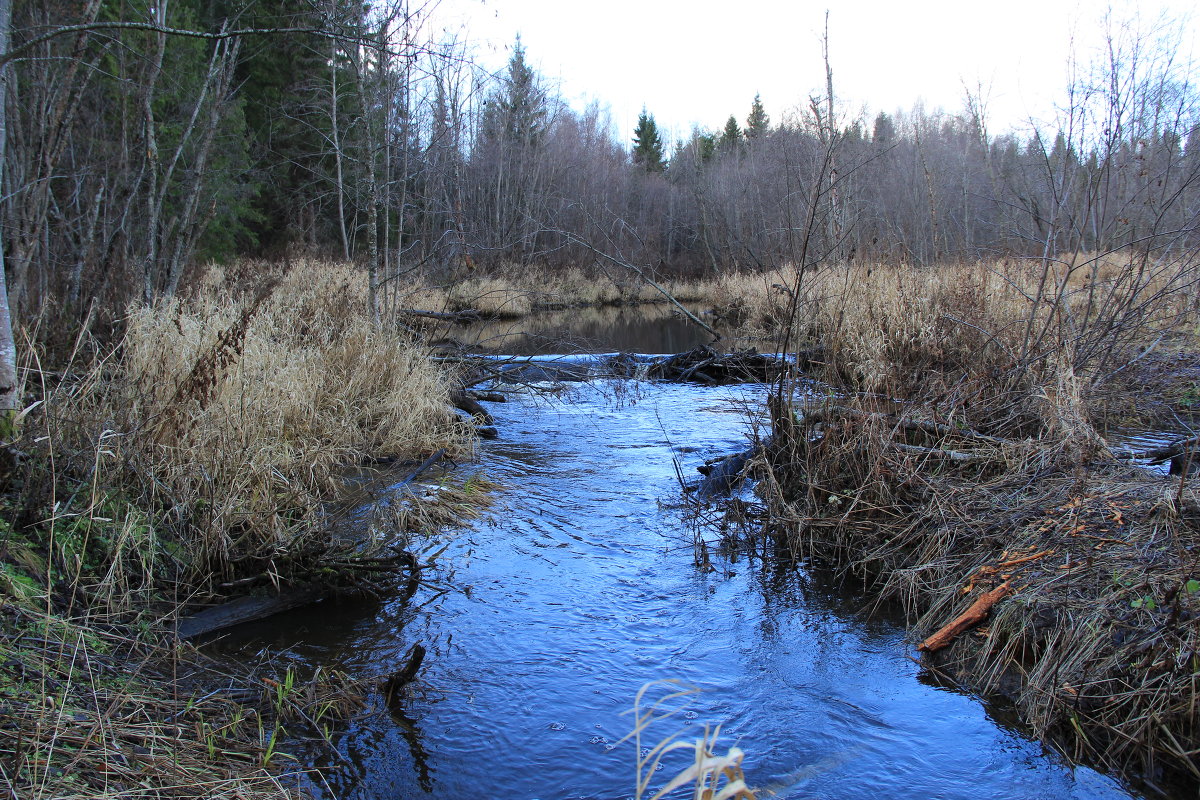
[6,0,1199,322]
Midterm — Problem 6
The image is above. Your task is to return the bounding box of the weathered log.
[176,549,424,639]
[398,308,481,324]
[799,405,1006,446]
[497,361,591,384]
[917,582,1011,653]
[450,389,494,424]
[890,442,987,463]
[175,585,328,640]
[1110,435,1200,465]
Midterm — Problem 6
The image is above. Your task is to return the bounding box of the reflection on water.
[209,381,1137,800]
[439,303,727,355]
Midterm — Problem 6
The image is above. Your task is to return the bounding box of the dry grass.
[698,254,1199,436]
[45,259,472,589]
[0,603,368,800]
[752,396,1200,790]
[397,264,712,319]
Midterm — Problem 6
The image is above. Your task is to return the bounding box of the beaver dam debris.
[710,396,1200,791]
[450,345,793,392]
[632,345,788,384]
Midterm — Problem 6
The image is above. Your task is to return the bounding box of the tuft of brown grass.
[45,259,474,590]
[623,681,757,800]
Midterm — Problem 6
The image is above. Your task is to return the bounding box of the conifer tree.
[480,35,547,148]
[872,111,895,146]
[745,94,769,139]
[718,115,741,152]
[632,109,666,172]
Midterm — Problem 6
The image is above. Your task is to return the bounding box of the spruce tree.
[745,94,769,139]
[872,111,895,146]
[718,115,742,152]
[480,36,547,149]
[632,110,666,172]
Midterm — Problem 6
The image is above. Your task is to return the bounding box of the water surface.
[213,377,1136,800]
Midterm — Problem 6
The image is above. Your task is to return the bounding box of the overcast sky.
[426,0,1198,146]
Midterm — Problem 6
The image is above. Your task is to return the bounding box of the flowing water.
[208,309,1142,800]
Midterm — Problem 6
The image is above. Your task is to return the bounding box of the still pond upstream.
[210,305,1140,800]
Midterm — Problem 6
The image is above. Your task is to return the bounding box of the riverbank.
[751,398,1199,793]
[723,254,1200,792]
[0,259,489,799]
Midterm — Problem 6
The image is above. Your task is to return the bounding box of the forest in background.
[4,0,1199,338]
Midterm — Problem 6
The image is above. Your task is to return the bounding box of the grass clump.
[0,602,370,799]
[45,259,471,591]
[624,681,757,800]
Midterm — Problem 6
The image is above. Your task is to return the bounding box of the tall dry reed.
[44,259,471,591]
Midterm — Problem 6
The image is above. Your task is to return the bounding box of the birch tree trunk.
[0,0,19,411]
[330,35,351,262]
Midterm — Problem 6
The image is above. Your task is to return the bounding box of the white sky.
[426,0,1198,146]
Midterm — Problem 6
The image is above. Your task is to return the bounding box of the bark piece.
[917,582,1011,653]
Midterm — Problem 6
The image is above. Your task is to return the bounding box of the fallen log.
[917,582,1011,653]
[799,405,1007,447]
[175,585,328,640]
[890,442,988,463]
[450,389,495,425]
[398,308,482,324]
[498,361,592,384]
[176,550,425,640]
[1110,434,1200,465]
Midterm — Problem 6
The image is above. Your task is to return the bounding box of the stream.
[209,306,1141,800]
